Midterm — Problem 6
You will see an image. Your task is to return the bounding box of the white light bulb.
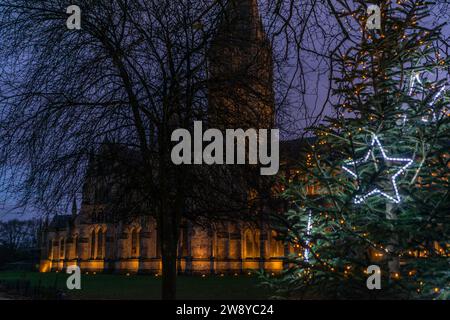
[304,211,313,262]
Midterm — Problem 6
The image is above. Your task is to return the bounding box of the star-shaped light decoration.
[342,135,414,204]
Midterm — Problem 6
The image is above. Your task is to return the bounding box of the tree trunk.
[386,203,400,280]
[158,119,185,300]
[159,194,180,300]
[161,232,178,300]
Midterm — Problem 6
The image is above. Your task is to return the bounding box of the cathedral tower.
[208,0,275,129]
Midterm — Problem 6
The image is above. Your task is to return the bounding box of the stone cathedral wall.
[39,217,289,275]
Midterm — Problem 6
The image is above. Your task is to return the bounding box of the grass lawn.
[0,271,271,300]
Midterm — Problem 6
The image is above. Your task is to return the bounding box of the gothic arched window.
[73,235,78,258]
[179,227,189,257]
[253,230,260,258]
[244,229,254,258]
[131,229,139,257]
[244,229,260,258]
[48,240,53,259]
[270,230,284,257]
[90,229,96,259]
[59,238,65,259]
[97,229,104,259]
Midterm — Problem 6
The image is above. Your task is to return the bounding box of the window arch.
[131,229,139,257]
[47,240,53,259]
[90,229,96,259]
[179,227,189,257]
[59,238,65,259]
[306,184,317,195]
[73,235,78,258]
[244,229,260,258]
[269,230,284,257]
[97,229,104,259]
[54,240,59,260]
[253,230,260,258]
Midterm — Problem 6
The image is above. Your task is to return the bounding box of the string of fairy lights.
[341,69,448,205]
[407,71,448,123]
[289,1,449,296]
[303,210,313,262]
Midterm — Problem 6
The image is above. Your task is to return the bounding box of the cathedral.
[39,0,302,275]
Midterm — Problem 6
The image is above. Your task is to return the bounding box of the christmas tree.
[265,0,449,299]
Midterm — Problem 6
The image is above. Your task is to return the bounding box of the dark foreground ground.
[0,270,271,300]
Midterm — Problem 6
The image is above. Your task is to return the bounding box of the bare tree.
[0,0,286,299]
[0,219,39,251]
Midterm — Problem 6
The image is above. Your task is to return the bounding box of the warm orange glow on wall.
[39,260,52,273]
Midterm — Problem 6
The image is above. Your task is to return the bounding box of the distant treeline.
[0,219,42,269]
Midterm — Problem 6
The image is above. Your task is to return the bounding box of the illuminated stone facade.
[39,214,287,274]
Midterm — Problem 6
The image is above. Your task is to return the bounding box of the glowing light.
[423,85,446,122]
[304,210,313,262]
[343,135,413,204]
[407,72,448,123]
[408,72,422,95]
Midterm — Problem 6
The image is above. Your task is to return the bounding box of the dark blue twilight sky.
[0,1,449,221]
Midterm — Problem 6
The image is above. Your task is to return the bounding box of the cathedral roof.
[48,214,73,231]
